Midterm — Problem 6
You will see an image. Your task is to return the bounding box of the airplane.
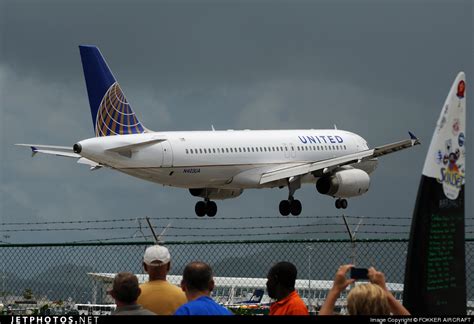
[17,45,422,217]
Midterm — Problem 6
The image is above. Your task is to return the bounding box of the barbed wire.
[68,230,414,243]
[0,223,417,233]
[0,215,416,226]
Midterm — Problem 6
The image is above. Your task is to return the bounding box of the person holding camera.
[319,264,410,315]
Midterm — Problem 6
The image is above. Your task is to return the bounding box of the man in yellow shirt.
[137,245,187,315]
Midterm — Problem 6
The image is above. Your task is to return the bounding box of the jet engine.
[189,188,244,200]
[316,169,370,198]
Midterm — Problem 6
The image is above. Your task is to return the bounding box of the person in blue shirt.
[174,261,233,315]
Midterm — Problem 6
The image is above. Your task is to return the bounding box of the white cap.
[143,245,171,266]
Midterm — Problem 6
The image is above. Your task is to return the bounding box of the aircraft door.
[283,144,290,159]
[289,143,296,159]
[161,141,173,167]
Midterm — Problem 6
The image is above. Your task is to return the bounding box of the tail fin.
[79,45,146,137]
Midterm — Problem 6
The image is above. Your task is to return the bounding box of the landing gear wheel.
[335,199,341,209]
[290,199,302,216]
[195,201,206,217]
[279,200,291,216]
[340,199,348,209]
[206,201,217,217]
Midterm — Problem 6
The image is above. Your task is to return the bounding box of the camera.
[350,267,369,280]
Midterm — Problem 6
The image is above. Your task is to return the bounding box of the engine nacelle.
[189,188,243,200]
[316,169,370,198]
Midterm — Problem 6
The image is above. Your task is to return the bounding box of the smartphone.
[350,267,369,280]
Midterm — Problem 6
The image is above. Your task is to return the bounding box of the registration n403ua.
[18,46,449,217]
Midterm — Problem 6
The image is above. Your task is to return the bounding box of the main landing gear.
[195,199,217,217]
[279,176,303,216]
[279,198,302,216]
[335,198,348,209]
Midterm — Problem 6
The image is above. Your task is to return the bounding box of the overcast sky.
[0,0,472,243]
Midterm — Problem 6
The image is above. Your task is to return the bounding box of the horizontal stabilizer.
[15,144,79,158]
[105,138,166,158]
[15,143,103,170]
[77,157,103,170]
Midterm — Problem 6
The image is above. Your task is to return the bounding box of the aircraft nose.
[73,143,82,154]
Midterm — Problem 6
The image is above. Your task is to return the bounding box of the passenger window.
[285,147,288,151]
[199,149,203,154]
[247,147,251,152]
[239,148,242,152]
[272,147,275,151]
[185,149,189,154]
[204,149,207,153]
[226,148,229,153]
[190,149,194,154]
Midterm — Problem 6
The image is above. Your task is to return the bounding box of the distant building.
[88,273,404,313]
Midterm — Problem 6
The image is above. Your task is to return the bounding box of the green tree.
[23,288,33,300]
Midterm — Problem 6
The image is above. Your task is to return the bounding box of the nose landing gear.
[335,198,348,209]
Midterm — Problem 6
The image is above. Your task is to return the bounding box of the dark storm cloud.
[4,1,471,94]
[1,0,472,243]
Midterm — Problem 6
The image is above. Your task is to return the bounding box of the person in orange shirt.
[266,261,309,315]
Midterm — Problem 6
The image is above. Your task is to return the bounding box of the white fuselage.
[77,129,377,190]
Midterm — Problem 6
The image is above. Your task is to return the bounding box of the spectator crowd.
[109,244,410,316]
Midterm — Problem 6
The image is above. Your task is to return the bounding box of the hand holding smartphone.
[350,267,369,280]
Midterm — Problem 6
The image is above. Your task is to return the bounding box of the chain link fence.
[0,239,473,315]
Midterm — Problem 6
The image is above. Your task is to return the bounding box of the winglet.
[408,131,420,146]
[30,146,38,157]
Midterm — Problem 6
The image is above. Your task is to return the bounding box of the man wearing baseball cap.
[137,245,187,315]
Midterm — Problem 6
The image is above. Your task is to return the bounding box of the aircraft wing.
[15,144,103,170]
[260,132,420,184]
